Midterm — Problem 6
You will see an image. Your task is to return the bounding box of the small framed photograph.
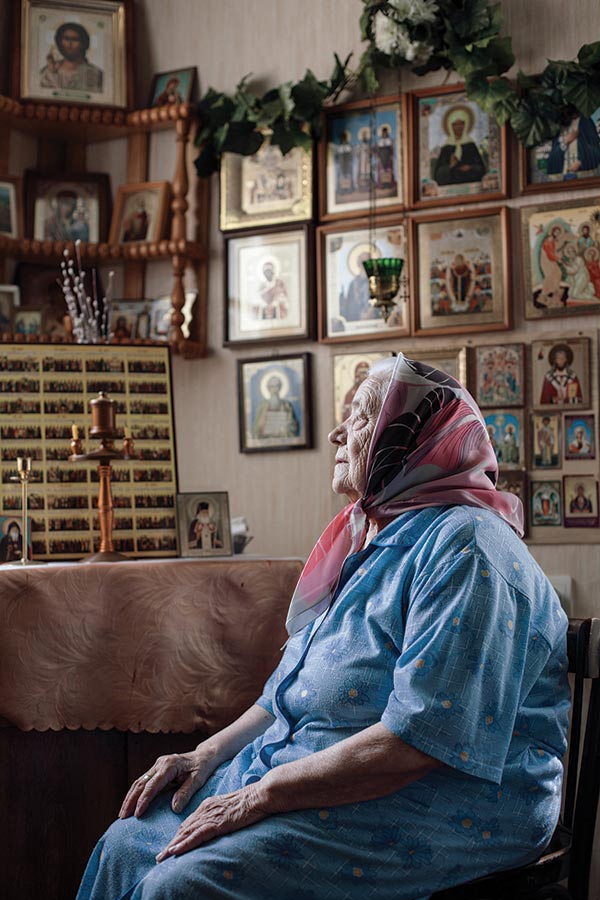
[220,136,313,231]
[110,300,152,341]
[563,476,599,528]
[0,176,23,239]
[109,182,171,245]
[317,215,409,342]
[472,343,525,408]
[238,353,312,453]
[413,207,510,336]
[149,291,197,341]
[484,410,525,470]
[0,286,19,334]
[14,0,132,108]
[148,66,198,107]
[520,108,600,193]
[13,308,43,337]
[521,199,600,319]
[531,480,562,527]
[409,84,507,208]
[319,94,406,221]
[531,337,590,410]
[25,170,111,242]
[564,414,596,461]
[531,413,561,469]
[225,225,311,345]
[333,351,394,425]
[497,471,528,537]
[176,491,232,557]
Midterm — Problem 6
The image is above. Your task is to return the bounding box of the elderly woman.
[77,355,570,900]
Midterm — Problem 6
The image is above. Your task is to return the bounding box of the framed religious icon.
[148,66,198,108]
[563,476,599,528]
[25,170,111,242]
[531,412,561,469]
[149,291,197,341]
[531,480,562,527]
[471,343,525,408]
[564,414,596,461]
[319,94,407,221]
[409,84,507,208]
[13,0,133,108]
[0,286,19,335]
[497,471,528,537]
[225,225,312,345]
[109,182,170,245]
[409,347,468,385]
[220,136,313,231]
[531,337,591,410]
[413,207,510,336]
[237,353,312,453]
[13,308,42,337]
[110,300,152,341]
[317,215,410,342]
[332,351,394,425]
[483,409,525,470]
[521,198,600,319]
[0,176,23,239]
[520,106,600,193]
[176,492,232,557]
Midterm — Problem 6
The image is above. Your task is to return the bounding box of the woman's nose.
[328,422,346,445]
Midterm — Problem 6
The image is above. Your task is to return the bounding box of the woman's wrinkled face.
[328,376,384,501]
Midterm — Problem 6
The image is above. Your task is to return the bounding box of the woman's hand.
[118,748,219,819]
[156,784,269,862]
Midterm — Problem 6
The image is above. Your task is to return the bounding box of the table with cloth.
[0,556,302,900]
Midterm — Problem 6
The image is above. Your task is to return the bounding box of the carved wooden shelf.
[0,236,207,264]
[0,332,208,359]
[0,94,195,141]
[1,95,210,357]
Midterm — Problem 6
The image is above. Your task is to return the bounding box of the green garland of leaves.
[193,55,351,177]
[193,1,600,177]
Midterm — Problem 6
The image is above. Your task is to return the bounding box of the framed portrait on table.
[238,354,312,453]
[531,337,591,410]
[110,299,152,341]
[148,66,197,107]
[521,198,600,319]
[563,476,599,528]
[25,170,111,242]
[531,480,562,527]
[531,413,561,469]
[564,414,596,461]
[483,409,525,470]
[520,107,600,193]
[317,216,410,342]
[413,207,510,336]
[319,94,406,221]
[0,176,23,239]
[176,492,232,557]
[109,182,170,245]
[471,343,524,408]
[13,0,133,108]
[333,351,394,425]
[220,136,313,231]
[225,225,311,345]
[409,84,507,208]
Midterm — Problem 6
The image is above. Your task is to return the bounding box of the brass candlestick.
[69,393,135,563]
[6,456,46,566]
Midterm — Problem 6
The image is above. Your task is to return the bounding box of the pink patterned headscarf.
[285,353,524,636]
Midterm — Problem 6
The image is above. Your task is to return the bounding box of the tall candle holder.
[6,456,46,566]
[69,392,135,563]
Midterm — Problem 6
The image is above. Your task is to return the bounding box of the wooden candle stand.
[69,392,135,563]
